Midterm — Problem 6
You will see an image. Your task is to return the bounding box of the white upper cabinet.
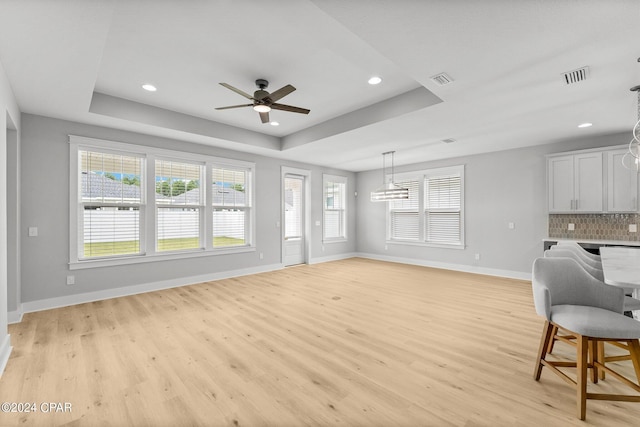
[574,152,604,212]
[548,152,603,213]
[548,146,639,213]
[548,155,575,212]
[607,148,638,212]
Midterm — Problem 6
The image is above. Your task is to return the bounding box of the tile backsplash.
[549,214,640,241]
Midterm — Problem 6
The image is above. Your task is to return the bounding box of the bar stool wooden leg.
[589,339,598,384]
[547,324,558,353]
[534,321,554,380]
[630,339,640,383]
[577,335,588,421]
[597,341,606,380]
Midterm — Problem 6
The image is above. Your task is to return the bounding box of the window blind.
[155,159,203,252]
[425,174,462,244]
[212,166,249,247]
[389,180,420,241]
[284,177,302,239]
[323,178,346,240]
[80,150,143,259]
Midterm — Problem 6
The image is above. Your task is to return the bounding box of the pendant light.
[370,151,409,201]
[622,58,640,172]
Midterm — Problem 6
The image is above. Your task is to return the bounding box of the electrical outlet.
[475,253,480,261]
[28,226,38,237]
[66,275,75,286]
[568,223,575,231]
[508,222,515,229]
[259,252,264,259]
[630,224,638,233]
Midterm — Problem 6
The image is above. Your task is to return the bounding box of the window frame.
[322,174,348,243]
[69,135,256,270]
[386,165,465,249]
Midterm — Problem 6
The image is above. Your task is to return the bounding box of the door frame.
[281,166,311,266]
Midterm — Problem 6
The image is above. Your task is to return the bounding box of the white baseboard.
[355,252,531,281]
[0,334,12,377]
[12,253,530,325]
[8,306,23,324]
[20,263,284,316]
[309,252,358,265]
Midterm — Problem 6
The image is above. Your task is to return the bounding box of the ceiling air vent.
[441,138,456,144]
[431,72,454,86]
[562,66,589,85]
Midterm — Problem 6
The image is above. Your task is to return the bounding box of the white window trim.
[386,165,465,249]
[322,174,348,243]
[69,135,256,270]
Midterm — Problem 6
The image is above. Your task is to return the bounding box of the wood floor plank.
[2,258,640,426]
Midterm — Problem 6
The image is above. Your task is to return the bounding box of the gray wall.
[1,57,20,372]
[19,114,356,305]
[355,132,630,277]
[6,125,19,313]
[14,113,633,308]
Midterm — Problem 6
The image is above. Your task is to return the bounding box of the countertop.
[543,237,640,247]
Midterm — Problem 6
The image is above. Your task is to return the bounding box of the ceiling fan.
[215,79,310,123]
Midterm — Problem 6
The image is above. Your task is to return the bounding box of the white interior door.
[283,174,305,266]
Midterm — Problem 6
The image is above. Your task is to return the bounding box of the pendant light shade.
[622,60,640,172]
[371,151,409,202]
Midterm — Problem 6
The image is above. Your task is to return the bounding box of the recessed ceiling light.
[270,121,279,126]
[142,84,157,92]
[578,122,593,128]
[368,76,382,85]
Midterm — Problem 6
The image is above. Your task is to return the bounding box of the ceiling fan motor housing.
[254,89,270,101]
[254,79,270,101]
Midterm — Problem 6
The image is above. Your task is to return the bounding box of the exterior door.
[283,174,305,266]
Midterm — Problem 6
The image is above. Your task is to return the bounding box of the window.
[425,173,462,245]
[388,179,419,241]
[212,166,251,247]
[323,175,347,241]
[79,149,145,259]
[155,159,203,252]
[284,176,303,240]
[388,165,464,248]
[70,135,255,268]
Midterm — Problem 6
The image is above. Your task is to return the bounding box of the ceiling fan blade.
[267,84,296,102]
[219,83,255,100]
[259,111,270,123]
[215,104,254,110]
[271,103,310,114]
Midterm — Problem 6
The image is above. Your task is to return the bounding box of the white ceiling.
[0,0,638,171]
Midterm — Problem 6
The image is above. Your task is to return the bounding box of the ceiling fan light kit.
[216,79,310,124]
[253,104,271,113]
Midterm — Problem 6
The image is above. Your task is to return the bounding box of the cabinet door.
[574,152,603,212]
[608,148,638,212]
[548,155,574,212]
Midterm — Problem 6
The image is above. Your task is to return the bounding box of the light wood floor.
[2,258,640,426]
